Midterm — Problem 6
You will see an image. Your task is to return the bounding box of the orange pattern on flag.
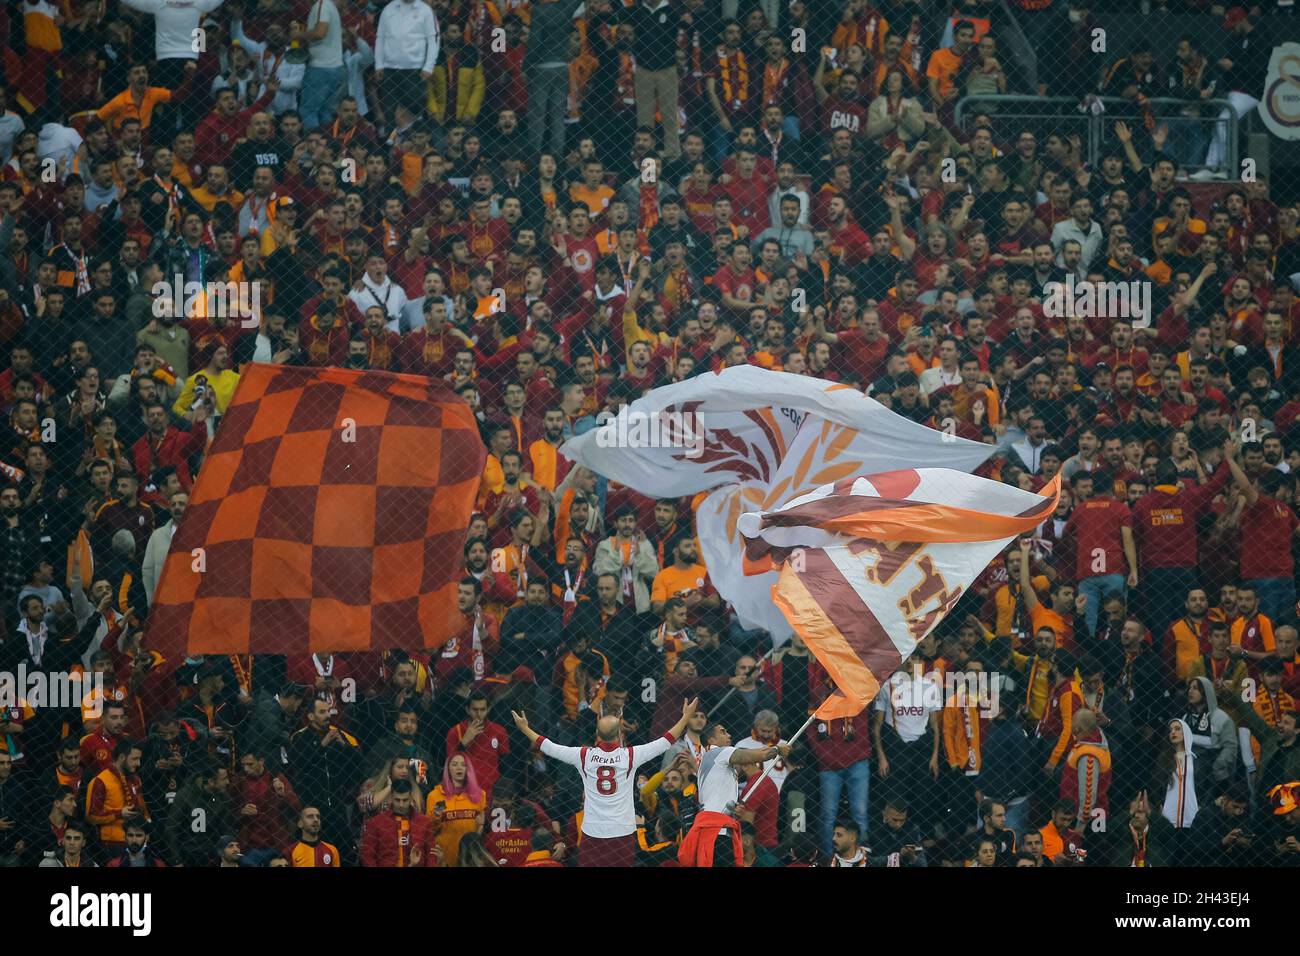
[146,364,485,662]
[764,473,1061,719]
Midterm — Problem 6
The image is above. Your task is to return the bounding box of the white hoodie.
[120,0,226,61]
[375,0,440,73]
[1162,718,1200,828]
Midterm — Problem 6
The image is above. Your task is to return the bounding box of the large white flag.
[561,367,993,639]
[737,469,1061,716]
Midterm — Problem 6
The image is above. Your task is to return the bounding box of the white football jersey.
[874,670,942,742]
[697,746,741,814]
[540,735,675,838]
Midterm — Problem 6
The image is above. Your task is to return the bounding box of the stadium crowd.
[0,0,1299,868]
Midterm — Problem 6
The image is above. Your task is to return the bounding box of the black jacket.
[165,776,235,866]
[286,724,363,821]
[1104,646,1170,732]
[228,137,286,190]
[568,600,646,682]
[867,820,930,867]
[242,690,301,761]
[351,691,429,754]
[1103,811,1178,867]
[709,684,779,742]
[1187,802,1264,866]
[497,603,563,676]
[623,1,683,71]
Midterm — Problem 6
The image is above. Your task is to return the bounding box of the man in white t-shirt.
[300,0,346,130]
[680,721,790,866]
[871,657,943,828]
[511,697,699,868]
[120,0,225,88]
[373,0,440,129]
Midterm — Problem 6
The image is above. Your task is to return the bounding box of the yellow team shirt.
[426,786,486,866]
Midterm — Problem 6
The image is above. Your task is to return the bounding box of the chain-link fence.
[1,0,1299,870]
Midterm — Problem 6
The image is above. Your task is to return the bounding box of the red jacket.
[678,810,742,867]
[232,771,303,850]
[360,809,434,867]
[133,425,208,490]
[1037,679,1083,770]
[807,715,874,769]
[194,90,276,167]
[298,316,351,367]
[445,720,510,791]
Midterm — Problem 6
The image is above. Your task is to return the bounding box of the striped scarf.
[716,48,748,110]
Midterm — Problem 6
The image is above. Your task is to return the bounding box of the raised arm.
[230,16,267,58]
[1222,439,1256,506]
[512,709,583,767]
[664,697,699,744]
[887,193,916,260]
[1017,537,1041,611]
[728,741,789,768]
[813,51,830,105]
[1113,121,1144,174]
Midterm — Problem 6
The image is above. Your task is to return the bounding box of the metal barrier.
[955,95,1242,178]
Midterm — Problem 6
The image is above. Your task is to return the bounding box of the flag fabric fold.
[741,470,1062,719]
[561,367,993,638]
[145,364,484,664]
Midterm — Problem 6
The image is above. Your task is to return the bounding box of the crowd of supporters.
[0,0,1299,868]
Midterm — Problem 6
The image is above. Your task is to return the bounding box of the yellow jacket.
[173,369,240,416]
[429,51,485,122]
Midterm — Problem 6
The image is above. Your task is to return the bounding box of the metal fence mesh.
[0,0,1299,869]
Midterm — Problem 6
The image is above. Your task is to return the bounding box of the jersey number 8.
[595,765,618,795]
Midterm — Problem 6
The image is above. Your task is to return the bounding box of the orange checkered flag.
[145,363,485,662]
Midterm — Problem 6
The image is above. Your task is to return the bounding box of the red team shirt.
[822,97,869,138]
[1132,466,1230,569]
[1064,496,1133,581]
[1240,495,1299,579]
[446,720,511,792]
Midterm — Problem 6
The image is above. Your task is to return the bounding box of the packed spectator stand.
[0,0,1299,869]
